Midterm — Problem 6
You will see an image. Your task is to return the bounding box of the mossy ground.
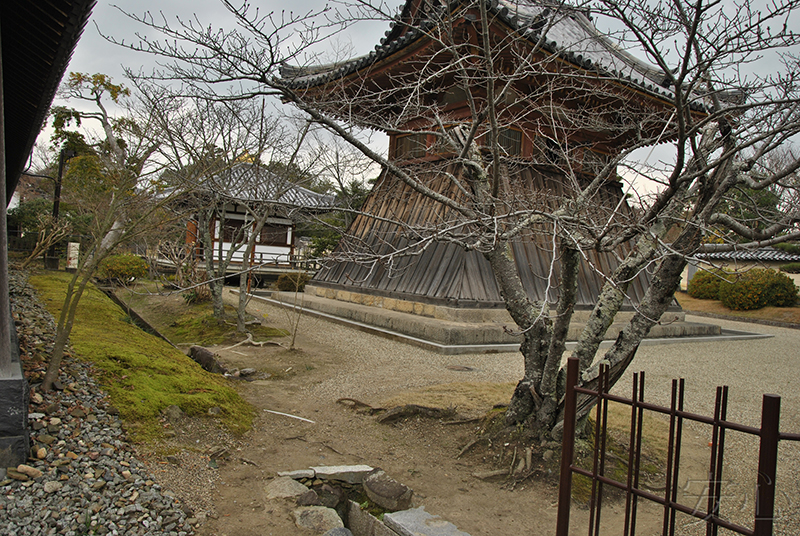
[116,282,287,346]
[29,271,256,443]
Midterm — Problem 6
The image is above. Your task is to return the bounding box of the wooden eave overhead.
[2,0,96,202]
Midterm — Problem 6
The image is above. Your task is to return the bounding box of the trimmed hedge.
[687,269,731,300]
[99,254,149,282]
[780,263,800,274]
[718,269,798,311]
[275,272,311,292]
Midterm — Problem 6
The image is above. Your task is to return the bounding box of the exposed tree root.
[222,332,285,350]
[376,404,456,424]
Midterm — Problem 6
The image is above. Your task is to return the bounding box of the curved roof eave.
[279,0,706,113]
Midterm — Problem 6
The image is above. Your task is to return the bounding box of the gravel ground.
[247,296,800,535]
[616,316,800,536]
[2,273,195,536]
[5,278,797,536]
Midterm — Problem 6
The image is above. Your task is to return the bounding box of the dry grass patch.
[380,381,516,417]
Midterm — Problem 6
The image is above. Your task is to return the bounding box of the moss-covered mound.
[30,272,254,442]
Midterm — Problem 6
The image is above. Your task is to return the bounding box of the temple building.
[276,0,711,349]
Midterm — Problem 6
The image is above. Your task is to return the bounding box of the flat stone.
[384,506,471,536]
[265,476,311,499]
[6,468,29,481]
[323,529,354,536]
[347,500,399,536]
[239,368,257,377]
[28,413,46,420]
[293,506,344,532]
[363,469,413,511]
[278,469,315,480]
[37,434,56,445]
[310,465,374,484]
[16,464,43,479]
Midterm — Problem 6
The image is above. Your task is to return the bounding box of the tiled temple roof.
[280,0,706,112]
[697,248,800,263]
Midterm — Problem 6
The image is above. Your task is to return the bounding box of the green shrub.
[99,254,149,282]
[718,269,798,310]
[275,272,311,292]
[780,263,800,274]
[687,269,731,300]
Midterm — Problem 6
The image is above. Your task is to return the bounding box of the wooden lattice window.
[484,128,523,156]
[395,133,427,160]
[260,225,289,246]
[222,219,245,243]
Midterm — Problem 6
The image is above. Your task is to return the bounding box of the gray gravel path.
[246,295,800,535]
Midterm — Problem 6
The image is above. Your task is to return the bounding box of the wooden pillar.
[0,19,11,377]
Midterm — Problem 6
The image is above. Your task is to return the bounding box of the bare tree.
[42,73,185,391]
[116,0,800,436]
[142,89,329,329]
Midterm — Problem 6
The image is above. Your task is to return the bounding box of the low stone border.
[265,465,471,536]
[683,309,800,330]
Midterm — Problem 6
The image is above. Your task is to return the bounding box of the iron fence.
[556,357,800,536]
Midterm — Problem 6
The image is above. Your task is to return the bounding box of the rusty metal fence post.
[754,394,780,536]
[556,357,580,536]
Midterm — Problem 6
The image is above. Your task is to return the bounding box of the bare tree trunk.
[199,209,225,320]
[485,242,554,430]
[42,262,97,390]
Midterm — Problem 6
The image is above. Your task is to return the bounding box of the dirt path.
[132,290,701,536]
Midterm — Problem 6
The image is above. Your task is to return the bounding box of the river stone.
[265,476,311,499]
[163,405,184,422]
[293,506,344,532]
[363,469,413,511]
[44,481,63,493]
[16,464,43,479]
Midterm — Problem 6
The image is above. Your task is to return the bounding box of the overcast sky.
[45,0,799,195]
[64,0,390,89]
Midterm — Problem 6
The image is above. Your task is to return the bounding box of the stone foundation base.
[265,287,719,350]
[0,364,30,467]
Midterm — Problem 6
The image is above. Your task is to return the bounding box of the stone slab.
[265,476,311,499]
[347,501,400,536]
[251,292,722,353]
[383,507,471,536]
[278,469,315,479]
[0,364,29,467]
[310,465,374,484]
